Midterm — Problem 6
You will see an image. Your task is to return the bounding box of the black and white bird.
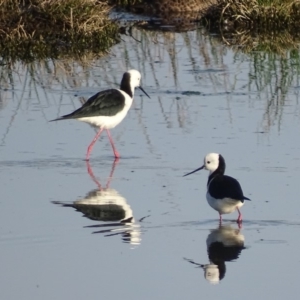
[52,160,141,246]
[51,69,150,160]
[183,153,250,223]
[53,187,141,246]
[184,224,246,284]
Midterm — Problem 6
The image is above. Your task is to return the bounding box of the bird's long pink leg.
[106,158,120,188]
[86,128,104,161]
[86,160,102,189]
[106,129,120,158]
[237,208,242,223]
[219,213,223,225]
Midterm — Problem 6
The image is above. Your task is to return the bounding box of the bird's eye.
[207,161,210,164]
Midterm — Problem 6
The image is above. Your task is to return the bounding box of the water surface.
[1,25,300,299]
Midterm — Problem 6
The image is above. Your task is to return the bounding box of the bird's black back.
[208,241,245,262]
[54,89,126,120]
[208,174,248,201]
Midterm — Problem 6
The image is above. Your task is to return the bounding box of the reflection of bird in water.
[184,224,246,284]
[52,159,142,246]
[50,70,150,160]
[184,153,250,225]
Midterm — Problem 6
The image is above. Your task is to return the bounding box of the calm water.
[1,25,300,299]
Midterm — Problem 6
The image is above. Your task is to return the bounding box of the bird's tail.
[52,201,74,207]
[49,117,65,122]
[49,113,74,122]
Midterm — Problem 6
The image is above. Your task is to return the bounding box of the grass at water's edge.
[0,0,120,62]
[1,0,300,62]
[117,0,300,54]
[115,0,300,31]
[201,0,300,54]
[203,0,300,30]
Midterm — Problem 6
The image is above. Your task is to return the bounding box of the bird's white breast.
[206,192,244,214]
[78,90,133,129]
[75,188,133,220]
[206,177,244,214]
[206,225,245,247]
[75,188,141,246]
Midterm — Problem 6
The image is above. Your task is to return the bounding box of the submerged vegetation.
[214,28,300,55]
[0,0,120,62]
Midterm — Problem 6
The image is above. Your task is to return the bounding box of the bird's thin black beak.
[139,86,150,99]
[183,165,204,177]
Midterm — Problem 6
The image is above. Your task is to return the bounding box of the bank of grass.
[111,0,143,5]
[2,0,300,62]
[115,0,300,30]
[201,0,300,54]
[0,0,120,62]
[204,0,300,30]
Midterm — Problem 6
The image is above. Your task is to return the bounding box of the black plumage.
[183,152,250,223]
[208,154,250,202]
[208,175,250,202]
[52,195,127,222]
[207,239,246,281]
[50,69,149,160]
[208,241,245,263]
[51,89,126,121]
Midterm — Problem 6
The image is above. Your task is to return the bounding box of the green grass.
[0,0,120,62]
[110,0,143,6]
[204,0,300,30]
[2,0,300,62]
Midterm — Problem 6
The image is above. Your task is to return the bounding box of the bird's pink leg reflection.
[86,158,119,189]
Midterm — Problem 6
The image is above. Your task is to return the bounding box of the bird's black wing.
[52,89,126,120]
[208,175,248,201]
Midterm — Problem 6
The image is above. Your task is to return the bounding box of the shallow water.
[1,25,300,299]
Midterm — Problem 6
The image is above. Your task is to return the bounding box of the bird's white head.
[127,69,142,89]
[121,69,150,99]
[203,264,220,285]
[203,153,220,173]
[183,152,222,177]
